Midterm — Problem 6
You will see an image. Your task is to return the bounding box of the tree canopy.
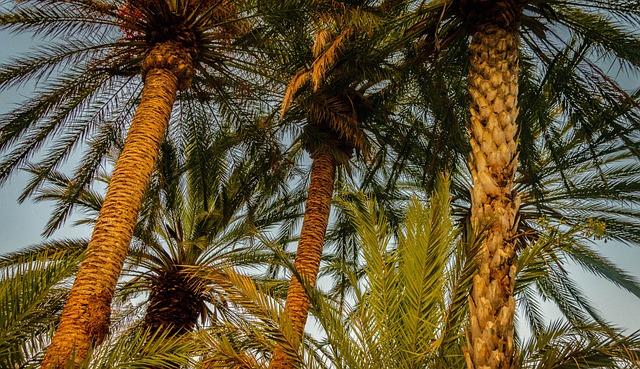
[0,0,639,368]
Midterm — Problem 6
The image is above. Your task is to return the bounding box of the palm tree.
[314,65,640,362]
[397,2,640,367]
[121,133,294,342]
[0,0,261,367]
[262,2,403,367]
[325,176,467,369]
[0,116,296,367]
[4,104,640,369]
[517,322,640,369]
[196,176,467,369]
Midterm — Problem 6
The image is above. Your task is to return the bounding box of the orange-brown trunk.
[40,42,192,369]
[270,150,336,369]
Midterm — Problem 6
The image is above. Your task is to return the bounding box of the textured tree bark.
[464,24,521,369]
[40,41,192,369]
[270,150,336,369]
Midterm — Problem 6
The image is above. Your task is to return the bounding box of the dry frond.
[328,115,369,156]
[309,97,370,157]
[281,69,311,118]
[312,29,333,58]
[311,28,352,91]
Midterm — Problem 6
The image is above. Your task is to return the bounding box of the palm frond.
[0,249,82,368]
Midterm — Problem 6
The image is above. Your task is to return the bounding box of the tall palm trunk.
[270,150,336,369]
[464,23,520,369]
[41,41,193,369]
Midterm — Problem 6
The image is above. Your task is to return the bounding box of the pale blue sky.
[0,27,639,334]
[0,31,93,249]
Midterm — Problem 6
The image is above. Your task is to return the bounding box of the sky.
[1,26,640,335]
[0,31,95,249]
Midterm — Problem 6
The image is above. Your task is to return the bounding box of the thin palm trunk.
[464,24,520,369]
[40,41,192,369]
[270,150,336,369]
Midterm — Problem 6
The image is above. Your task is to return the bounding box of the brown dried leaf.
[312,29,333,58]
[281,69,311,119]
[311,28,351,91]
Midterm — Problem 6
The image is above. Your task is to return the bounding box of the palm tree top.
[272,1,405,165]
[0,0,273,233]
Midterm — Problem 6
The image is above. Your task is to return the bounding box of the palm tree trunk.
[464,24,520,369]
[270,150,336,369]
[40,41,192,369]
